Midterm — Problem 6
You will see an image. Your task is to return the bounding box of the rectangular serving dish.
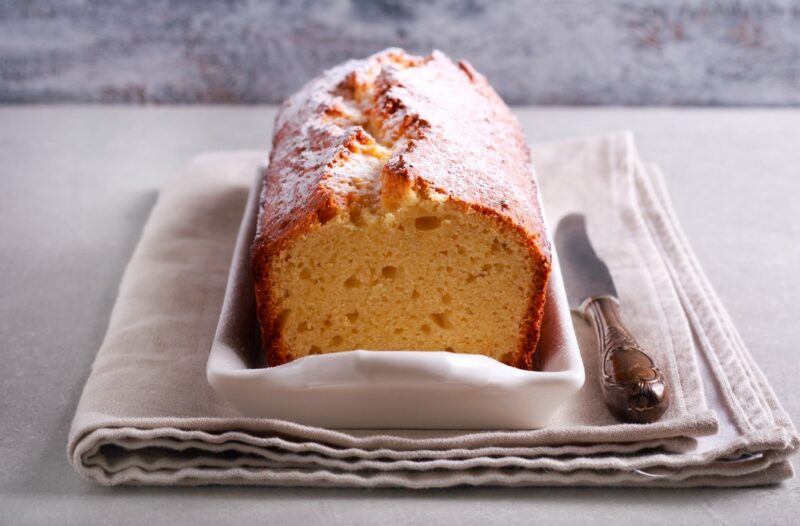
[207,170,584,429]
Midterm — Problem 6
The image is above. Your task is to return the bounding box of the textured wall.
[1,0,799,105]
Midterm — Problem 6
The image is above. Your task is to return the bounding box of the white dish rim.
[207,168,585,429]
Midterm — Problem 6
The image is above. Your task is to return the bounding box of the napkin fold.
[68,133,798,487]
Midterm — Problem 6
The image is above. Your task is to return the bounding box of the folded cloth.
[68,133,798,487]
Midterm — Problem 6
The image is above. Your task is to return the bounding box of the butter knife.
[555,213,669,424]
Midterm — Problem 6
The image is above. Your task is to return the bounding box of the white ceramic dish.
[207,171,584,429]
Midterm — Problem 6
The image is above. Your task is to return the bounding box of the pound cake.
[251,48,551,369]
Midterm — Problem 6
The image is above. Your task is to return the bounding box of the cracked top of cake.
[253,47,550,262]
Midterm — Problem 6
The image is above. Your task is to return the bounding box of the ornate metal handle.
[583,296,669,424]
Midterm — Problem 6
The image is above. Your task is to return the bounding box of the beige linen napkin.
[68,133,798,487]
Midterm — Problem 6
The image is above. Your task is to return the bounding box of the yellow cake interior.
[268,196,536,362]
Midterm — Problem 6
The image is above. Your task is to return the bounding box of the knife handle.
[582,296,669,424]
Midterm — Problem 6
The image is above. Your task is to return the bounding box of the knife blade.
[555,213,669,424]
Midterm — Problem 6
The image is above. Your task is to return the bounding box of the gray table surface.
[1,106,799,525]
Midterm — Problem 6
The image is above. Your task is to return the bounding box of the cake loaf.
[251,48,551,369]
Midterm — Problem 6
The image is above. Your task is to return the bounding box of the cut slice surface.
[268,198,538,363]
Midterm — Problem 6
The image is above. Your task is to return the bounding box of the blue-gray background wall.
[2,0,799,105]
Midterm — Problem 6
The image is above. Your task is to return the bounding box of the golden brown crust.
[252,48,551,369]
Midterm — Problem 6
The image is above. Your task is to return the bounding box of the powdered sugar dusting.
[253,48,549,262]
[378,51,548,255]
